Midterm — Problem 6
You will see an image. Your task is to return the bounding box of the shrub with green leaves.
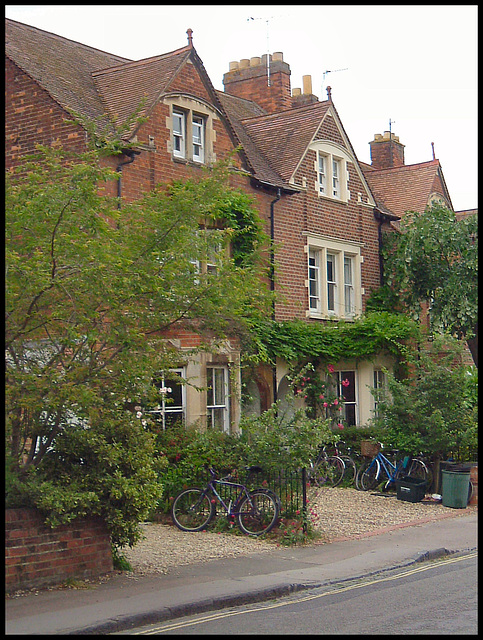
[369,335,478,459]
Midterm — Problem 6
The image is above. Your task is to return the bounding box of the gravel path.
[123,487,476,576]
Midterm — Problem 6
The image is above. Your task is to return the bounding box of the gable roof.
[360,159,454,217]
[92,47,193,134]
[6,17,270,183]
[240,101,332,183]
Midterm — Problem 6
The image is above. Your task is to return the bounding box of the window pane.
[192,115,204,162]
[332,159,340,197]
[327,253,336,312]
[318,154,326,194]
[308,249,319,310]
[214,368,225,405]
[173,110,185,157]
[339,370,356,426]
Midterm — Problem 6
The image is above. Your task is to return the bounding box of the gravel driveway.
[124,487,476,576]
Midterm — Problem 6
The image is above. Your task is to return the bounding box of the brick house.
[6,18,461,431]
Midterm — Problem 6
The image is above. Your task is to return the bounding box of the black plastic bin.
[395,476,427,503]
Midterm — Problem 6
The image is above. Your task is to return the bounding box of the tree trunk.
[466,325,477,368]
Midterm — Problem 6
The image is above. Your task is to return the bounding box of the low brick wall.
[5,509,113,592]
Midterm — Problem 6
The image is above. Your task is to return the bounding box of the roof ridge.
[241,99,331,123]
[91,46,192,77]
[367,159,440,174]
[5,17,130,64]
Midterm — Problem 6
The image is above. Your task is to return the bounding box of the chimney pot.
[229,61,239,71]
[239,58,250,69]
[272,52,283,62]
[250,56,261,67]
[292,87,302,96]
[302,75,312,95]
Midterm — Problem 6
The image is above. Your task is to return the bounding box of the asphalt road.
[121,551,477,635]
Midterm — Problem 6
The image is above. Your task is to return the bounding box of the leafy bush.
[153,395,334,515]
[5,409,163,548]
[368,335,478,460]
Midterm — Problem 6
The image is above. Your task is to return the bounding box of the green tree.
[369,335,477,461]
[5,145,271,545]
[381,204,478,366]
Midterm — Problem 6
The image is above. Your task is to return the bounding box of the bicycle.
[326,440,358,486]
[356,443,432,492]
[308,446,345,488]
[171,465,280,536]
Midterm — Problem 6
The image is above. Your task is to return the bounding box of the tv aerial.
[322,67,348,90]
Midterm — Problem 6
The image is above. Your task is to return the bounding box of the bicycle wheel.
[357,458,381,491]
[171,488,215,532]
[340,455,357,486]
[236,489,280,536]
[312,456,345,488]
[406,459,432,489]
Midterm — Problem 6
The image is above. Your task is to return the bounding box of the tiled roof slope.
[217,91,294,190]
[241,101,331,183]
[93,48,192,135]
[360,159,453,217]
[5,18,130,123]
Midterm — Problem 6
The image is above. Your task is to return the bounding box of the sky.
[5,4,478,211]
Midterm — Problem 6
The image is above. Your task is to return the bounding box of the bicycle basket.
[361,440,381,457]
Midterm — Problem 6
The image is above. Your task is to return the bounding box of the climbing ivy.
[248,312,419,366]
[216,190,268,267]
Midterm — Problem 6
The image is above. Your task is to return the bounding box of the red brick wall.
[5,57,87,170]
[369,135,405,169]
[5,509,113,593]
[223,59,292,114]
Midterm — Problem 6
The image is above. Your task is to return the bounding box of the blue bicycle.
[356,443,432,492]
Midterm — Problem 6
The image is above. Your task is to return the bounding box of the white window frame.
[305,235,363,320]
[332,158,340,198]
[313,142,351,202]
[317,154,327,195]
[192,114,205,163]
[336,370,358,426]
[308,249,320,311]
[373,369,388,418]
[207,366,230,432]
[326,252,337,313]
[344,255,355,316]
[148,368,186,430]
[172,109,186,159]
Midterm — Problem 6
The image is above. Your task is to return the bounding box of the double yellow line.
[134,551,477,634]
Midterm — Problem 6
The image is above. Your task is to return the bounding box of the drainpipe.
[116,150,140,209]
[270,188,281,402]
[374,210,385,286]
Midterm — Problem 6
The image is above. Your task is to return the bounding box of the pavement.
[5,509,477,635]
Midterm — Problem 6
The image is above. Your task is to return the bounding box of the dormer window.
[192,114,205,162]
[170,104,210,164]
[317,154,327,195]
[312,142,352,203]
[173,109,186,158]
[332,158,340,198]
[166,96,217,166]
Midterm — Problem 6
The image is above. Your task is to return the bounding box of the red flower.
[342,378,350,387]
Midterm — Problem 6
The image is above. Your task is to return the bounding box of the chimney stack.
[291,74,319,107]
[223,52,292,113]
[369,131,405,169]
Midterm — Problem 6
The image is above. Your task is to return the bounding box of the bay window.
[306,235,363,319]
